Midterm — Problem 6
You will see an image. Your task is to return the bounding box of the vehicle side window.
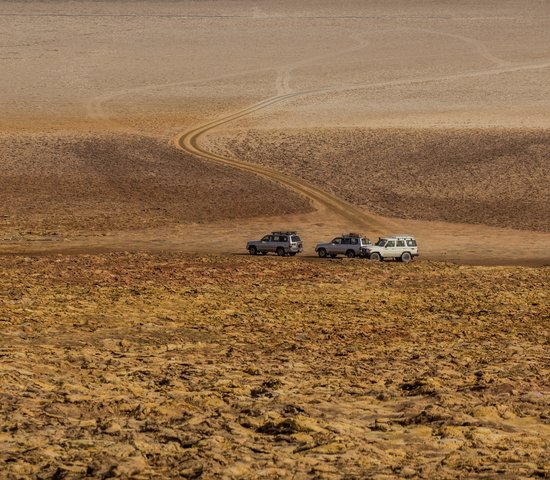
[342,238,350,245]
[351,238,358,245]
[386,240,396,247]
[397,240,405,247]
[281,236,288,242]
[407,239,417,247]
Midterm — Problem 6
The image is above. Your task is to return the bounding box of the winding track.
[174,58,550,232]
[174,92,387,231]
[85,24,550,233]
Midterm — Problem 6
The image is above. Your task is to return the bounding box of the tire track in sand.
[175,92,387,231]
[85,24,548,232]
[175,56,550,232]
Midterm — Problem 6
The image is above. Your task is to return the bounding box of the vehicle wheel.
[369,252,381,261]
[248,246,257,255]
[401,252,412,263]
[346,250,355,258]
[276,247,285,256]
[330,254,337,258]
[318,248,327,258]
[288,252,297,256]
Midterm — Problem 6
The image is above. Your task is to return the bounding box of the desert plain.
[0,1,549,478]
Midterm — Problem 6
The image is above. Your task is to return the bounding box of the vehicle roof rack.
[272,231,297,235]
[344,232,362,237]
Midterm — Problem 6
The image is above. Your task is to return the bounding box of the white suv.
[364,235,419,263]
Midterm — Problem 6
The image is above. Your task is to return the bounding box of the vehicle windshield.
[331,238,341,244]
[375,238,387,247]
[291,235,301,242]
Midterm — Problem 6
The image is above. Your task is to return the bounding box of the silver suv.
[246,231,303,256]
[364,235,419,262]
[315,233,371,258]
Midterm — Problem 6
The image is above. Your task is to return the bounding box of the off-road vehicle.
[315,233,371,258]
[246,231,303,256]
[363,235,419,262]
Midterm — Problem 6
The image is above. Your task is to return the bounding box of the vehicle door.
[258,235,272,253]
[383,239,399,259]
[267,235,279,252]
[328,237,342,255]
[279,235,289,252]
[396,239,406,256]
[341,237,353,255]
[349,237,360,254]
[359,237,369,256]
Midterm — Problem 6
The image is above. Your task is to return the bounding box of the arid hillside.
[1,254,549,478]
[2,1,550,479]
[207,127,550,232]
[0,133,311,239]
[2,0,550,131]
[2,0,550,260]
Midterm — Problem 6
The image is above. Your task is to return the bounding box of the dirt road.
[175,95,387,233]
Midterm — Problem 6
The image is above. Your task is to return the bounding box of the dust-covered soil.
[1,253,549,479]
[0,133,311,240]
[3,1,550,131]
[207,127,550,232]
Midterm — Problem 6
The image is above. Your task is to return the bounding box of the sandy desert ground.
[207,127,550,232]
[0,0,549,262]
[1,0,549,478]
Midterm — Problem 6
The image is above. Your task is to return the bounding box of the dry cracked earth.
[1,254,549,479]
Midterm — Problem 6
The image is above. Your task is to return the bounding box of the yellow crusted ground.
[1,254,548,478]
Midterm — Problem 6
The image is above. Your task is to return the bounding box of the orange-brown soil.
[0,133,311,239]
[207,128,550,232]
[0,254,548,478]
[2,1,550,262]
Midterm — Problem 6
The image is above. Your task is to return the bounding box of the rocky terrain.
[1,254,548,478]
[207,127,550,232]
